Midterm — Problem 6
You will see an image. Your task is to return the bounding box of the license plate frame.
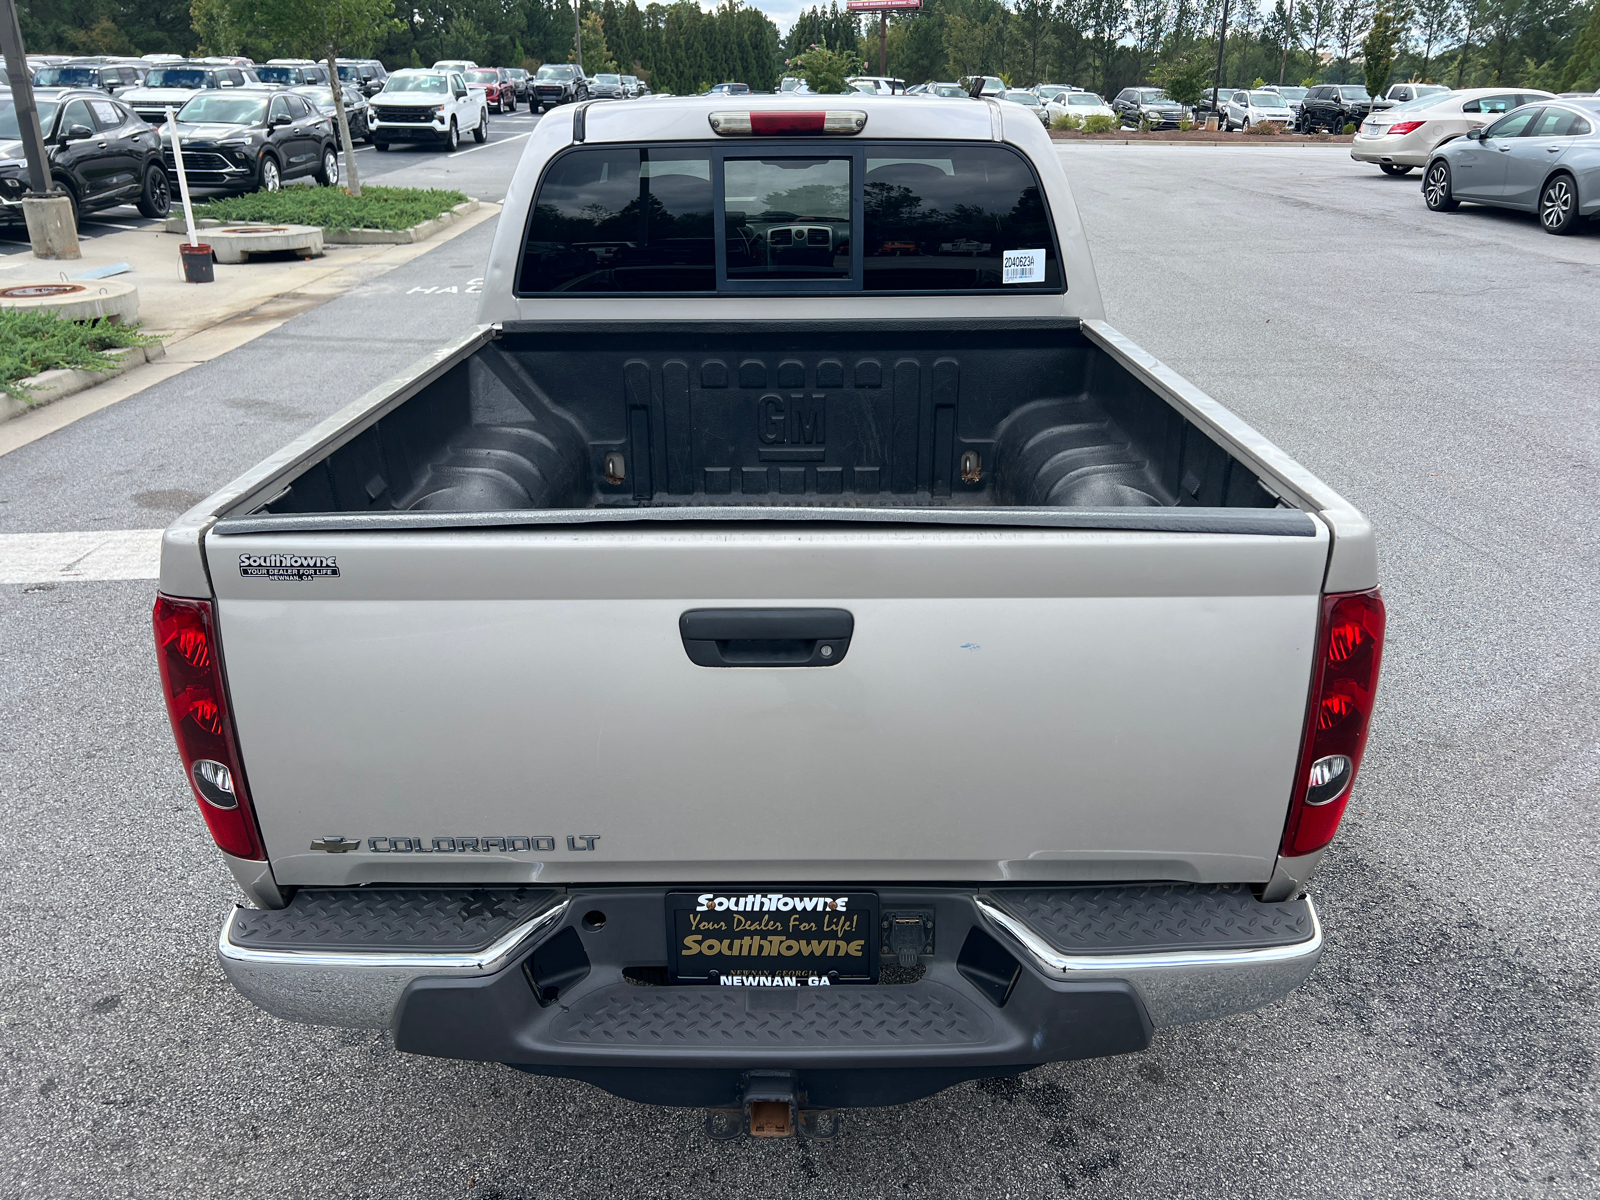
[666,890,879,985]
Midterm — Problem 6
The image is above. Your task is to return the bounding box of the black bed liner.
[246,322,1294,528]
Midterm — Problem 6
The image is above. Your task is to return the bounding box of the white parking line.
[0,529,164,584]
[449,130,534,159]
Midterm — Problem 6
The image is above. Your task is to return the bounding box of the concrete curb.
[164,200,481,245]
[1,343,167,424]
[322,200,482,244]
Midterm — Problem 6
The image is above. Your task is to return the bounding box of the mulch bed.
[1050,129,1355,145]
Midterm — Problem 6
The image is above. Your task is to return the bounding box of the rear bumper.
[218,884,1320,1105]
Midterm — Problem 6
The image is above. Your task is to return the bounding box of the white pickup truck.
[155,95,1384,1137]
[369,68,488,152]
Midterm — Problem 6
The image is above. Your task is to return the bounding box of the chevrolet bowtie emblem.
[310,836,360,853]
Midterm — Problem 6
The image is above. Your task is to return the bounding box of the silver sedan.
[1422,98,1600,234]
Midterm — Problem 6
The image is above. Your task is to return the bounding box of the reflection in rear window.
[519,149,715,293]
[863,147,1060,291]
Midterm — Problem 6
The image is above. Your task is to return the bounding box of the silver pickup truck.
[155,95,1384,1136]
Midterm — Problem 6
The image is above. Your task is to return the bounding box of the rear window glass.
[862,148,1060,292]
[519,148,716,293]
[518,142,1061,295]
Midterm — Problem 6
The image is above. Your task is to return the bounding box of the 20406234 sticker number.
[667,891,878,985]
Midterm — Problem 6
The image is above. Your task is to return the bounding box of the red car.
[465,68,516,113]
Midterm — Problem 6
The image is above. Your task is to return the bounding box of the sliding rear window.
[516,141,1062,296]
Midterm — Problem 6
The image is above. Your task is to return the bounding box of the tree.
[1333,0,1370,76]
[1411,0,1460,78]
[578,10,616,71]
[1129,0,1171,80]
[1559,1,1600,89]
[250,0,395,196]
[1361,2,1402,92]
[788,41,858,91]
[1300,0,1339,70]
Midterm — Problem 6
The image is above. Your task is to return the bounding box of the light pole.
[0,0,77,257]
[1211,0,1232,126]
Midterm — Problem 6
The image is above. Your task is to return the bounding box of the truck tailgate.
[209,522,1329,887]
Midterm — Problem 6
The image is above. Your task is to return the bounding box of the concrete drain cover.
[0,284,88,299]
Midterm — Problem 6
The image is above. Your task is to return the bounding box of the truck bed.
[247,320,1287,524]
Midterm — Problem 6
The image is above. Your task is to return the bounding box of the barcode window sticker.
[1002,248,1046,285]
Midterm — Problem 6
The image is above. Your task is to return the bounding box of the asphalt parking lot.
[2,142,1596,1199]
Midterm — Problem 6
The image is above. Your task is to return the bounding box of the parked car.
[1262,85,1308,119]
[260,60,329,87]
[164,89,340,193]
[335,59,386,97]
[530,63,587,111]
[0,88,169,227]
[707,82,750,96]
[588,73,628,100]
[291,84,375,144]
[432,60,478,75]
[504,67,531,101]
[1045,91,1114,123]
[1423,97,1600,234]
[162,93,1381,1132]
[1352,87,1554,174]
[1370,82,1451,112]
[465,68,516,112]
[619,74,643,98]
[1297,84,1372,132]
[1192,87,1236,124]
[959,74,1006,97]
[1034,84,1075,103]
[370,69,489,151]
[1112,86,1185,128]
[120,62,259,124]
[1222,89,1295,132]
[30,60,143,98]
[847,76,907,95]
[1000,89,1050,126]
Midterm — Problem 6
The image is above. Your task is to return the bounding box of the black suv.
[530,64,588,111]
[163,89,339,194]
[1111,87,1187,129]
[30,60,144,97]
[0,89,170,227]
[1298,85,1372,133]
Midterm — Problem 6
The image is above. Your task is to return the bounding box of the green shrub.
[191,185,469,232]
[1178,117,1193,131]
[0,310,163,399]
[1138,110,1155,133]
[1082,113,1118,134]
[1342,122,1357,135]
[1050,112,1083,131]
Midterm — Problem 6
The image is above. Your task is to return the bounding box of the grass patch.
[0,309,163,399]
[190,185,470,233]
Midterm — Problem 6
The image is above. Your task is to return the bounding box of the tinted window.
[726,157,851,281]
[145,68,209,88]
[520,148,715,293]
[1484,109,1537,138]
[1339,87,1370,100]
[60,99,95,134]
[181,95,268,124]
[268,95,291,122]
[864,147,1060,292]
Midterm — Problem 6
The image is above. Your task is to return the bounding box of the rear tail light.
[708,110,868,136]
[152,594,265,860]
[1385,120,1424,136]
[1281,588,1386,857]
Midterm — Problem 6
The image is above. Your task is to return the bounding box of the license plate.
[667,891,878,985]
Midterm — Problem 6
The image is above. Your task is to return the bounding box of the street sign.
[846,0,922,9]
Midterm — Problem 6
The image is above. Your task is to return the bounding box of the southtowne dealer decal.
[239,553,339,581]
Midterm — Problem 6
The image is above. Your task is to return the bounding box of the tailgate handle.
[680,608,853,668]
